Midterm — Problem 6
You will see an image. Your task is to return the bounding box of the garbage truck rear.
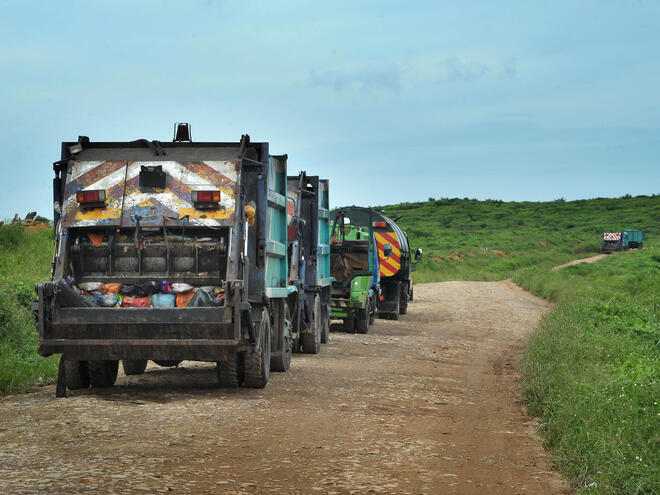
[34,126,290,393]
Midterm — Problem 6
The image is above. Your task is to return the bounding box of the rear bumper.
[39,307,239,361]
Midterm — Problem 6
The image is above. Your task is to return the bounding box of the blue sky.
[1,0,659,219]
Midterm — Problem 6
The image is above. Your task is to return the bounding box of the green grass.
[514,248,659,494]
[0,224,58,393]
[379,195,659,282]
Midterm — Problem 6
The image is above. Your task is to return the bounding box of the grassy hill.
[0,224,58,392]
[379,194,659,282]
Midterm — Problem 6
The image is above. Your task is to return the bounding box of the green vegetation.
[380,195,659,282]
[515,249,659,494]
[0,225,58,393]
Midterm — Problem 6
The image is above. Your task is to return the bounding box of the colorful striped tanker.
[371,212,422,319]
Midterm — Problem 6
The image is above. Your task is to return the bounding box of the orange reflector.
[372,221,387,228]
[379,294,384,301]
[76,189,106,204]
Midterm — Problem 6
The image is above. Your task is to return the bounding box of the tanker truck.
[34,125,292,394]
[373,212,422,319]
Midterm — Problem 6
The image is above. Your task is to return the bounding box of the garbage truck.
[275,172,332,367]
[329,206,379,333]
[372,212,422,319]
[34,125,291,393]
[602,230,643,252]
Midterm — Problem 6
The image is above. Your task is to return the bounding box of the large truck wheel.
[320,304,330,344]
[355,299,370,334]
[369,294,376,325]
[217,354,243,387]
[87,360,119,388]
[389,285,401,320]
[301,295,322,354]
[343,316,355,333]
[271,304,292,372]
[244,308,271,388]
[122,360,147,375]
[64,360,89,390]
[399,283,409,315]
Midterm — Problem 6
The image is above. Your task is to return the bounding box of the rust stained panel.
[121,160,239,227]
[61,160,128,227]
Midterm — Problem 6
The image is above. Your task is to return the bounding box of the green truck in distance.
[602,230,643,252]
[329,207,379,334]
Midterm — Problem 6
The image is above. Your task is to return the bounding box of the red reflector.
[76,189,105,204]
[379,294,384,301]
[372,221,387,228]
[193,190,220,204]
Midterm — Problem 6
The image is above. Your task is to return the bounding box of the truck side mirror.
[383,244,393,258]
[414,248,423,261]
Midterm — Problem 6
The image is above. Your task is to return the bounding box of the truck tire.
[271,305,292,372]
[64,360,89,390]
[355,299,370,334]
[244,308,271,388]
[217,354,243,387]
[302,295,322,354]
[343,316,355,333]
[369,295,376,325]
[87,360,119,388]
[399,283,409,315]
[320,304,330,344]
[122,360,147,375]
[389,285,400,320]
[153,360,181,367]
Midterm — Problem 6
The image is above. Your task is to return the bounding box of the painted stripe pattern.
[62,160,238,228]
[374,231,401,278]
[603,232,621,241]
[331,299,351,308]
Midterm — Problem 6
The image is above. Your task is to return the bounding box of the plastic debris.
[121,296,151,308]
[188,289,214,307]
[99,283,122,295]
[175,292,195,307]
[101,294,118,307]
[88,232,104,247]
[171,283,194,293]
[152,293,175,307]
[78,282,102,291]
[161,280,172,294]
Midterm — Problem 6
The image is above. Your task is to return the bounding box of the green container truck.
[602,230,643,252]
[329,207,380,334]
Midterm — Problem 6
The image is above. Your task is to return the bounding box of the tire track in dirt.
[0,281,571,494]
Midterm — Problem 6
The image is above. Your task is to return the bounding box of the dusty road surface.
[552,253,609,270]
[0,281,571,494]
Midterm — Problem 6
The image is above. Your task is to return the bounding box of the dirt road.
[552,253,609,270]
[0,281,571,494]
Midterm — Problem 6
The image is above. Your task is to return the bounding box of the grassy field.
[0,224,58,393]
[514,248,659,494]
[379,195,659,282]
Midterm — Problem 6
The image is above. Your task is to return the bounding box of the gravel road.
[0,281,571,494]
